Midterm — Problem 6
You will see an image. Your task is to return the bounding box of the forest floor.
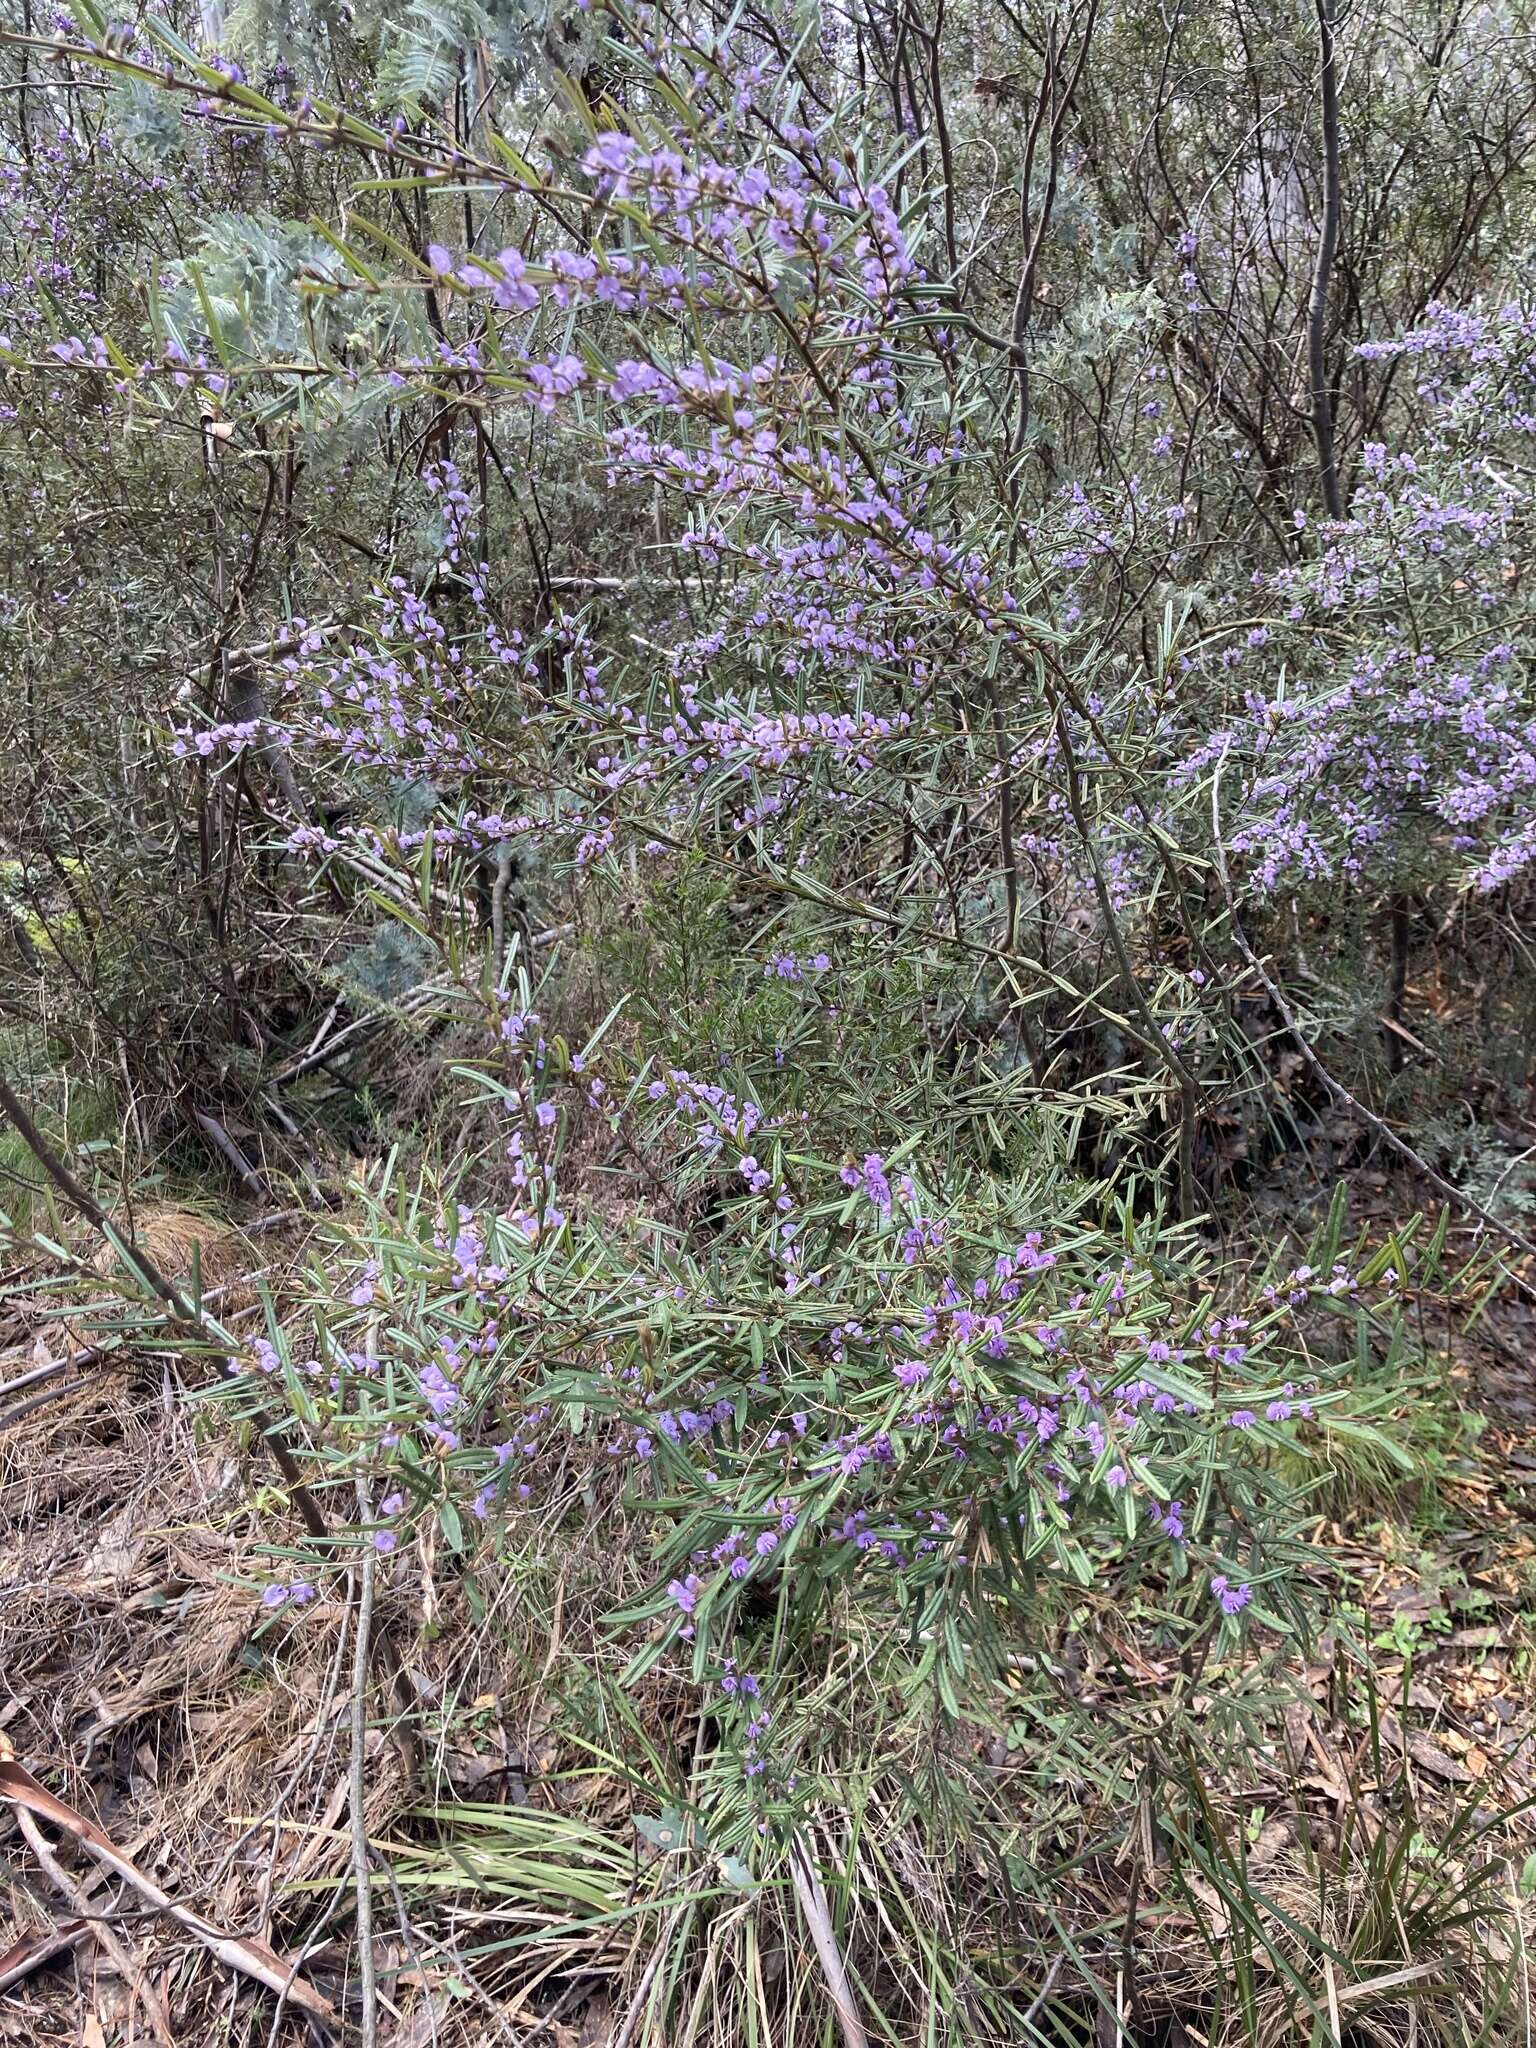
[3,1208,1536,2046]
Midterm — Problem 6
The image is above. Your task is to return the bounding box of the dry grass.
[91,1202,255,1293]
[0,1222,664,2044]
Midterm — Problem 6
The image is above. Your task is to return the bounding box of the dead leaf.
[81,1503,146,1584]
[1180,1873,1231,1938]
[1404,1736,1474,1783]
[0,1919,91,1992]
[278,1774,350,1887]
[1247,1816,1294,1868]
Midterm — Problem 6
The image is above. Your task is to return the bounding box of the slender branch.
[1007,1,1099,462]
[1052,697,1202,1217]
[0,1070,330,1532]
[1307,0,1346,519]
[350,1475,380,2048]
[0,1070,190,1315]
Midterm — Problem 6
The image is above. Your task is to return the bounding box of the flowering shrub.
[213,938,1424,1812]
[1179,296,1536,896]
[1,0,1533,1941]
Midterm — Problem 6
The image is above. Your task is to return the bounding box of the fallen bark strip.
[0,1757,337,2026]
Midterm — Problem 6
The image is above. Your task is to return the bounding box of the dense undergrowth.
[3,0,1536,2038]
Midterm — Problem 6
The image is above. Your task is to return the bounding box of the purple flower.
[668,1573,704,1614]
[260,1579,316,1611]
[420,1362,460,1417]
[585,131,637,177]
[840,1153,892,1216]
